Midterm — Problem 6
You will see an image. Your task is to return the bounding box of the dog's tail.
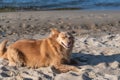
[0,40,8,59]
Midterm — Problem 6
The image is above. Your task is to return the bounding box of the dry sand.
[0,10,120,80]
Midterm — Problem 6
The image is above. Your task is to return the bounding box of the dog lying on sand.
[0,28,79,73]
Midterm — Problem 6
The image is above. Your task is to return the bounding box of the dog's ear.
[50,28,60,35]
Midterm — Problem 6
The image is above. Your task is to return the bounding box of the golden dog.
[0,29,79,72]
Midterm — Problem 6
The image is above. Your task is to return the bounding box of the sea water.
[0,0,120,10]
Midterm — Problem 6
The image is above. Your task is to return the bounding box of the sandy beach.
[0,10,120,80]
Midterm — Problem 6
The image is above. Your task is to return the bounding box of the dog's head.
[50,28,74,49]
[57,32,74,49]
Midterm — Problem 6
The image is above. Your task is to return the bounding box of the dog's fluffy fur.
[0,29,79,72]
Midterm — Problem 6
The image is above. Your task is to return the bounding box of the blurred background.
[0,0,120,11]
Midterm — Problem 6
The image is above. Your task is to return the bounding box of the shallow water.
[0,0,120,10]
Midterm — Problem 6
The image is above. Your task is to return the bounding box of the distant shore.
[0,7,82,12]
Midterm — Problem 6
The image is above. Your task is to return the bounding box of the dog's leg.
[7,47,23,67]
[53,63,80,73]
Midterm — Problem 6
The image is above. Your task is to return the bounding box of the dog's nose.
[68,41,71,45]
